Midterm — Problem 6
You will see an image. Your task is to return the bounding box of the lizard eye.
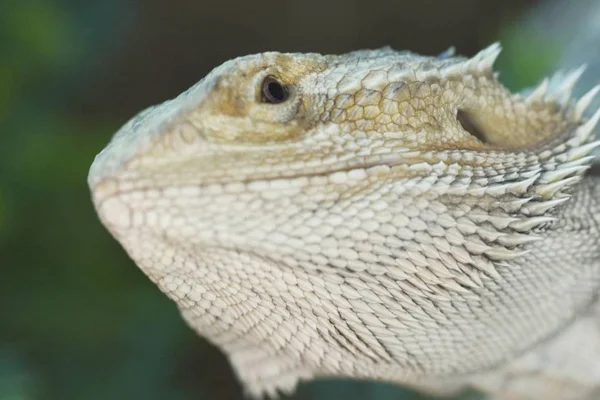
[260,76,289,104]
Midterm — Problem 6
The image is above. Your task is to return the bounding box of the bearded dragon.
[88,43,600,399]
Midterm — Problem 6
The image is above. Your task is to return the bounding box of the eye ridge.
[261,76,290,104]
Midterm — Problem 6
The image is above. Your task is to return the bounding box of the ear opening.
[456,109,490,144]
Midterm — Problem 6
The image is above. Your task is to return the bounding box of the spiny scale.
[527,78,549,103]
[546,65,586,104]
[439,42,501,77]
[575,84,600,119]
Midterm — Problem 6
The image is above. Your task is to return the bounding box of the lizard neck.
[115,170,600,397]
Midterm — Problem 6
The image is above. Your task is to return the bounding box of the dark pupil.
[262,77,288,103]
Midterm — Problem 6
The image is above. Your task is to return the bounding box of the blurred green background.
[0,0,587,399]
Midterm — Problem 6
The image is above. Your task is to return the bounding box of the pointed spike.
[520,168,543,179]
[509,173,541,194]
[467,209,492,224]
[496,197,533,213]
[575,108,600,141]
[566,139,600,161]
[539,165,589,183]
[559,155,595,169]
[504,171,522,181]
[437,46,456,59]
[452,245,476,265]
[574,84,600,120]
[509,216,556,232]
[463,239,492,255]
[484,173,539,197]
[496,233,543,247]
[476,227,503,243]
[522,196,570,216]
[535,176,580,199]
[563,65,586,89]
[439,251,461,271]
[472,257,502,280]
[469,270,485,287]
[454,274,483,290]
[495,261,512,270]
[550,65,586,103]
[475,42,502,71]
[527,78,549,103]
[484,182,511,197]
[466,186,487,196]
[488,215,519,230]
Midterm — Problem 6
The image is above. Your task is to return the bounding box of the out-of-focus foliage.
[0,0,561,399]
[495,26,561,91]
[1,2,212,400]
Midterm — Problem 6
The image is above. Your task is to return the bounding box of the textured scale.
[89,43,600,399]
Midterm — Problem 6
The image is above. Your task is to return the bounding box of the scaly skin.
[89,43,600,399]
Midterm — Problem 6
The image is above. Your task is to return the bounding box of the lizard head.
[89,43,597,193]
[89,44,600,396]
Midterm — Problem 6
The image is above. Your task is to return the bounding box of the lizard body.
[89,44,600,399]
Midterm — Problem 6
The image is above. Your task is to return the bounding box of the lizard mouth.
[90,148,429,203]
[90,157,411,232]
